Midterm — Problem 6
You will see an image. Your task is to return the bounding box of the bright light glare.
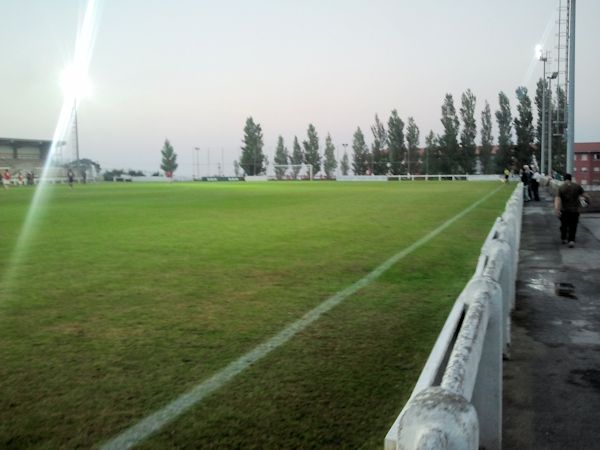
[60,63,92,99]
[535,44,543,60]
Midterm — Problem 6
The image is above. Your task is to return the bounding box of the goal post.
[269,164,313,180]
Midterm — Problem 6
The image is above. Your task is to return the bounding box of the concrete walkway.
[503,187,600,449]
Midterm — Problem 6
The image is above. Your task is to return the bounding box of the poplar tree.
[239,117,266,175]
[440,93,459,173]
[480,101,494,174]
[341,151,350,176]
[303,124,321,176]
[406,117,420,174]
[387,110,405,175]
[274,135,289,179]
[291,136,303,179]
[552,86,567,174]
[371,114,388,175]
[352,127,369,175]
[160,138,178,177]
[495,92,513,172]
[323,133,337,179]
[514,86,534,167]
[425,130,441,174]
[459,89,477,174]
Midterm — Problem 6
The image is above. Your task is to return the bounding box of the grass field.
[0,181,514,449]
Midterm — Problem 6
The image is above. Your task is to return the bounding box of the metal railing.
[385,183,523,450]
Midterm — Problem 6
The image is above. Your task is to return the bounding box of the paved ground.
[503,187,600,449]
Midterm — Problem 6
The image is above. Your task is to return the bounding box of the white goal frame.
[270,164,313,181]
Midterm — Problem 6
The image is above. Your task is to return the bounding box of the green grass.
[0,181,514,449]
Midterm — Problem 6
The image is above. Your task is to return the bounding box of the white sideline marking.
[100,186,503,450]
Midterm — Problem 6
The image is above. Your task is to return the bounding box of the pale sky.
[1,0,599,176]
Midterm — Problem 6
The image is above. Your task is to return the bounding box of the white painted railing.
[385,183,523,450]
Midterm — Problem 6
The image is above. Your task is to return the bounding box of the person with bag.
[554,173,590,247]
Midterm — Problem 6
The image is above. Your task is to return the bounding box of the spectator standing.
[521,165,531,201]
[554,173,589,247]
[2,169,11,189]
[530,167,541,201]
[67,169,75,188]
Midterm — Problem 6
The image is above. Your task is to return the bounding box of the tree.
[480,101,494,174]
[341,151,350,176]
[534,78,549,150]
[352,127,369,175]
[323,133,337,179]
[459,89,477,174]
[514,86,534,168]
[233,160,241,176]
[239,117,266,175]
[291,136,303,179]
[425,130,441,174]
[371,114,388,175]
[387,110,405,174]
[274,135,289,179]
[440,93,460,174]
[160,139,178,177]
[552,85,567,174]
[303,124,321,176]
[495,91,513,172]
[406,117,420,174]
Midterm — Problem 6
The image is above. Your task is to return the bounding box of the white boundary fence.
[385,183,523,450]
[337,174,505,182]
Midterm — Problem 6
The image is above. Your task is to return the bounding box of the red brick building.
[574,142,600,185]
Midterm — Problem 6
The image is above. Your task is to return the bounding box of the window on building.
[581,154,588,161]
[594,153,600,160]
[581,167,588,172]
[594,167,600,172]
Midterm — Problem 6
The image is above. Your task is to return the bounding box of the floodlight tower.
[547,72,559,177]
[566,0,576,174]
[536,45,548,175]
[60,64,91,162]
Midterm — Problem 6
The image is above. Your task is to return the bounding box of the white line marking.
[100,185,503,450]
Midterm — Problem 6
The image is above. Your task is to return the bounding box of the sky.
[1,0,599,176]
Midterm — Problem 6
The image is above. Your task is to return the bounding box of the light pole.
[537,46,548,174]
[194,147,200,179]
[547,72,558,177]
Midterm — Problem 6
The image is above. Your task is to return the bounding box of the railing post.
[468,277,503,450]
[397,387,479,450]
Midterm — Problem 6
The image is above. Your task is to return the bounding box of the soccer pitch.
[0,181,514,449]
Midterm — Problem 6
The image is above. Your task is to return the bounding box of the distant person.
[554,173,589,247]
[82,170,87,184]
[521,165,531,201]
[2,169,11,189]
[27,171,34,186]
[17,171,24,186]
[530,167,541,201]
[504,168,510,183]
[67,169,75,188]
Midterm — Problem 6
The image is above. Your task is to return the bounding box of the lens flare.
[1,0,102,296]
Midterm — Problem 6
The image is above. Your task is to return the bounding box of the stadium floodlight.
[60,63,92,101]
[535,44,544,60]
[60,63,92,162]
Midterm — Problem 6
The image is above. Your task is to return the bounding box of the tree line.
[238,80,567,178]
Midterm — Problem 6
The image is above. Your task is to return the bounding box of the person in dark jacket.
[554,173,589,247]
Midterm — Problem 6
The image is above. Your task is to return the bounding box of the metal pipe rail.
[385,183,523,450]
